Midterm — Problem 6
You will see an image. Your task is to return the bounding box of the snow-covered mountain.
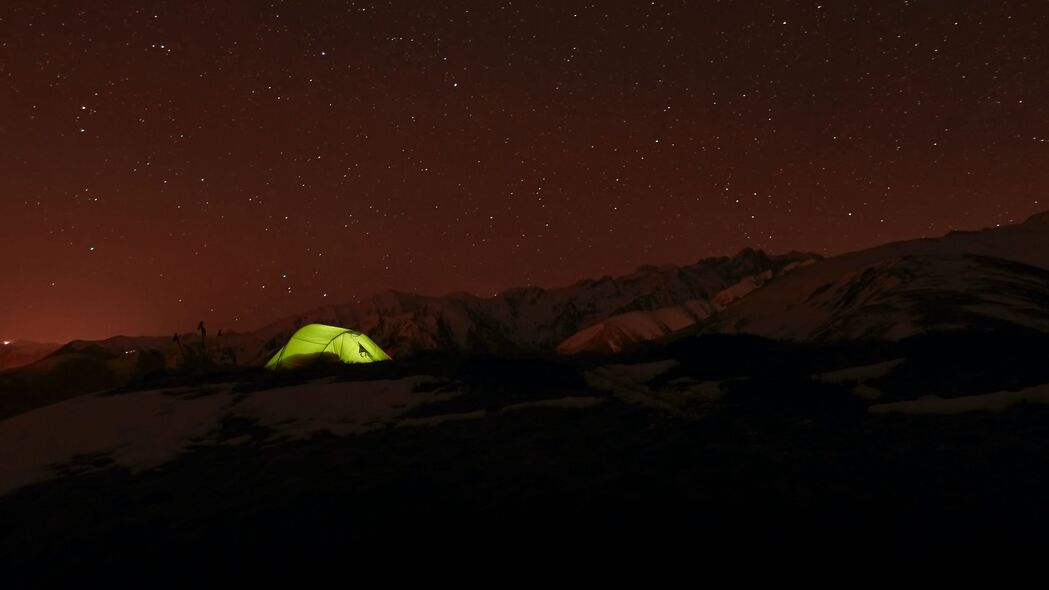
[251,248,818,360]
[703,210,1049,341]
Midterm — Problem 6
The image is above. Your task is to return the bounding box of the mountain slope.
[0,341,60,373]
[703,211,1049,341]
[555,259,817,354]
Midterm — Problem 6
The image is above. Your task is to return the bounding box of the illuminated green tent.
[264,323,392,370]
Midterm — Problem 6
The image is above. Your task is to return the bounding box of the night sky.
[2,1,1048,342]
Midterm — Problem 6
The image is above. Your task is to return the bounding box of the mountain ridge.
[8,209,1049,373]
[5,247,818,375]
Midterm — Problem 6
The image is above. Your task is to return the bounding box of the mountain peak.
[731,247,769,263]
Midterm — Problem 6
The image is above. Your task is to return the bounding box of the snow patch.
[667,378,726,402]
[503,396,605,411]
[0,376,454,496]
[815,359,904,384]
[712,270,773,309]
[0,388,232,495]
[586,360,680,409]
[397,410,488,428]
[235,376,445,438]
[851,384,884,400]
[396,396,605,428]
[869,383,1049,415]
[590,360,679,383]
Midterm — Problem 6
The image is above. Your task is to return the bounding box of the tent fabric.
[264,323,392,370]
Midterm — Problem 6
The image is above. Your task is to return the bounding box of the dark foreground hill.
[3,329,1049,586]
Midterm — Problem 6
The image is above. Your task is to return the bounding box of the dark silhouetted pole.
[173,332,187,366]
[197,321,207,365]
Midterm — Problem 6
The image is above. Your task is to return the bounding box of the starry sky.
[2,1,1048,342]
